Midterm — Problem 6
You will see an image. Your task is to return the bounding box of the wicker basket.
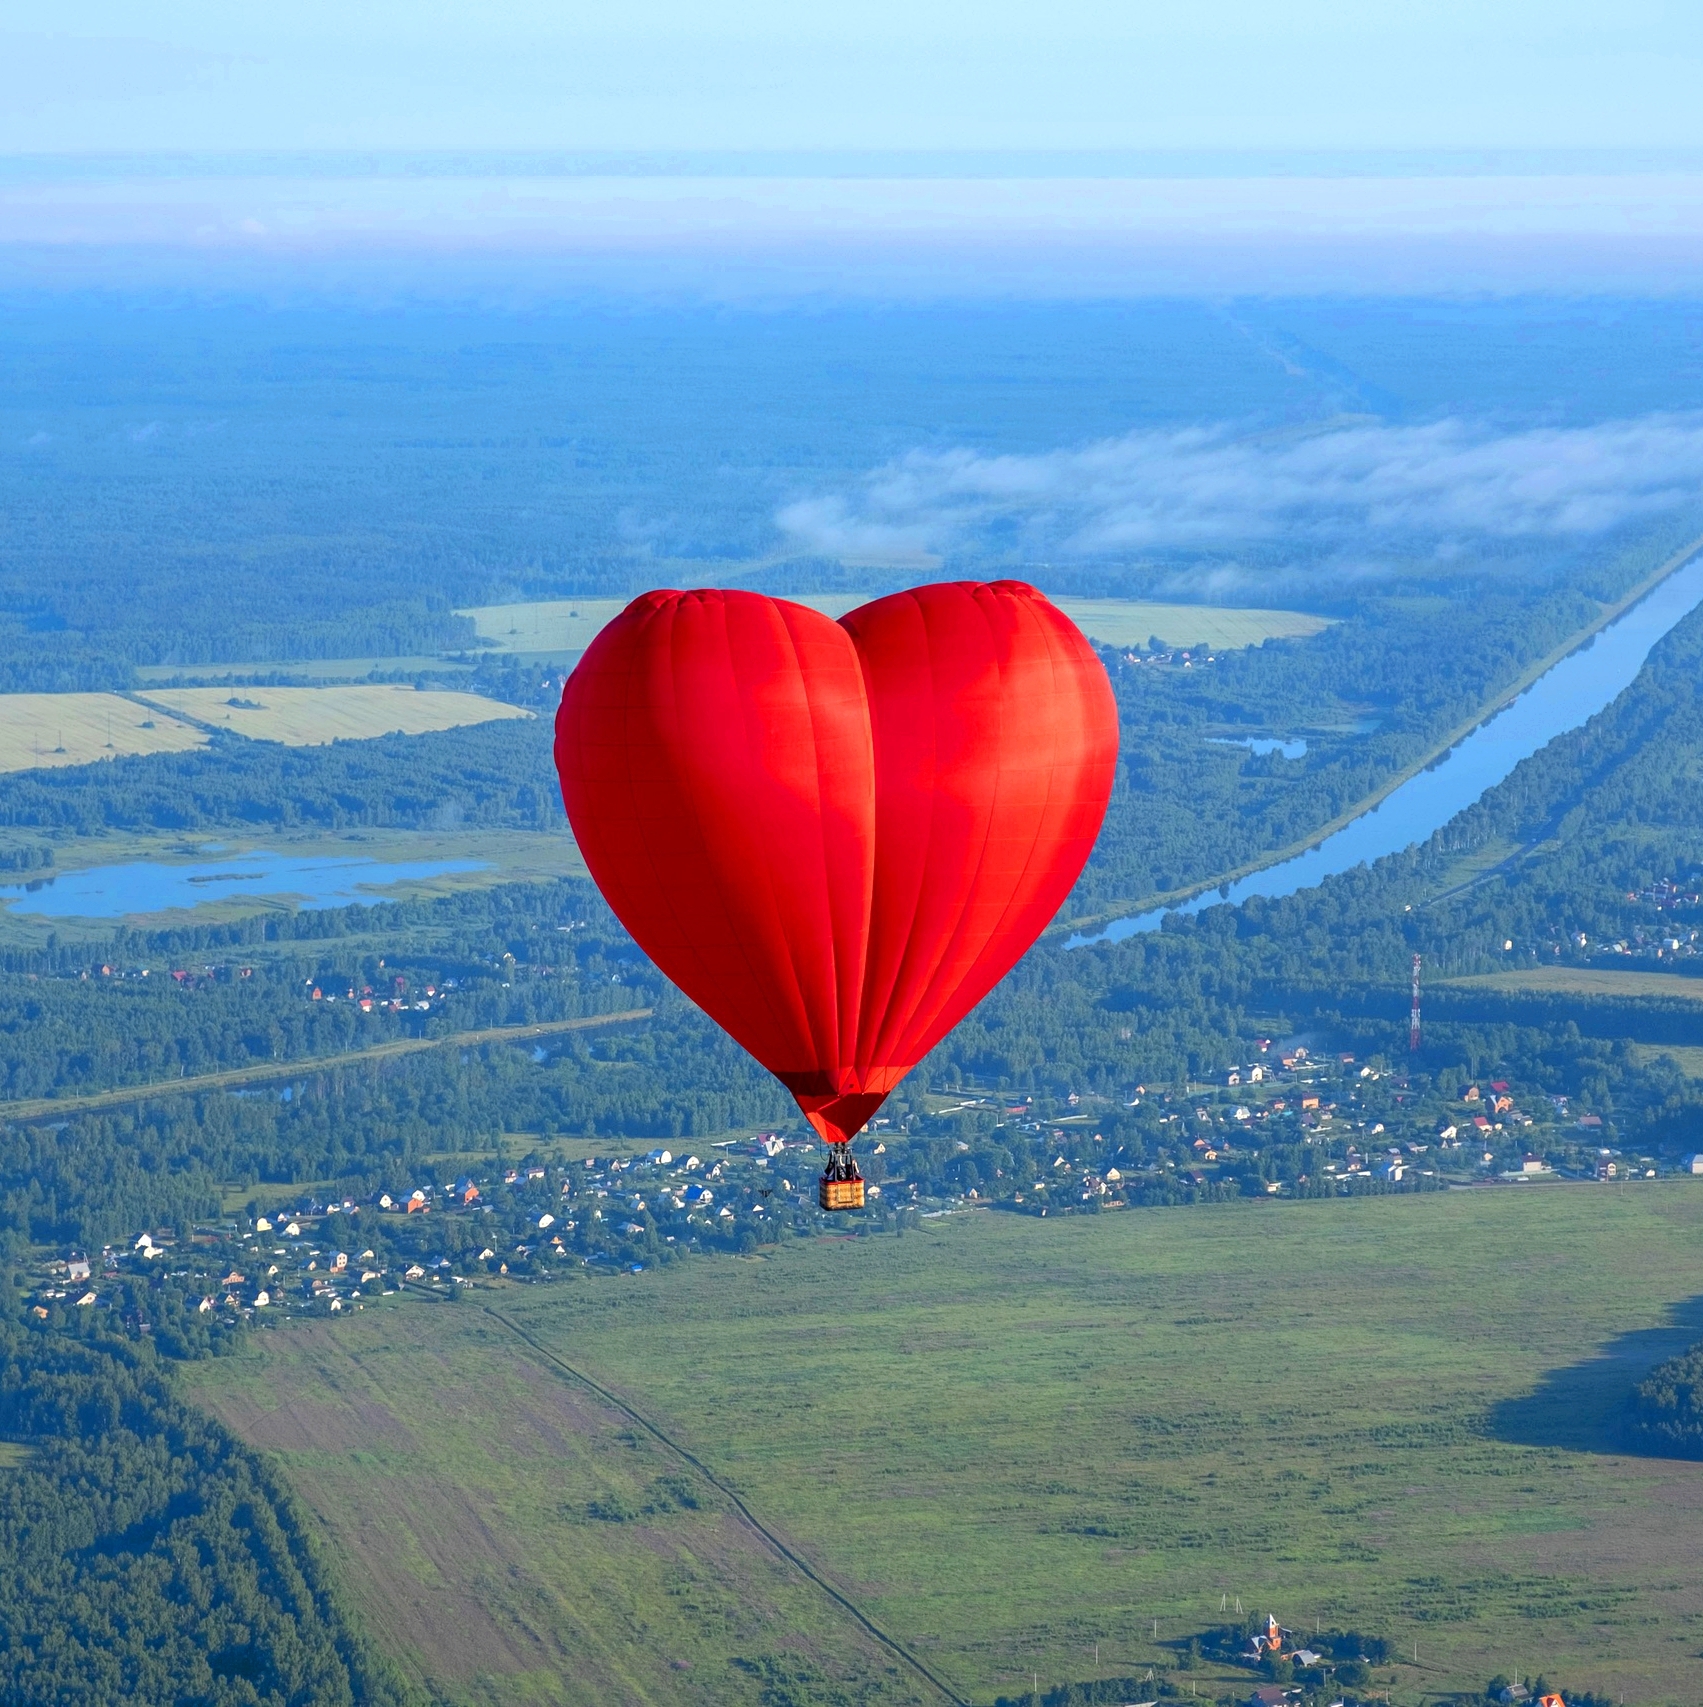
[818,1176,866,1212]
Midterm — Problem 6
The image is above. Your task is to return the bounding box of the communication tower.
[1410,953,1422,1052]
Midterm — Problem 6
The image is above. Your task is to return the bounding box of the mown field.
[0,691,206,771]
[180,1188,1703,1707]
[133,684,532,745]
[1450,966,1703,1001]
[458,596,1332,657]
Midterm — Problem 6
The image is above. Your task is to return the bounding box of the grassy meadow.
[132,684,532,745]
[458,596,1332,657]
[0,692,206,771]
[1449,967,1703,1001]
[180,1188,1703,1707]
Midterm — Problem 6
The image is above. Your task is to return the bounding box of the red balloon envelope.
[553,581,1118,1145]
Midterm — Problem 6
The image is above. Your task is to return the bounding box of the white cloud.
[776,415,1703,566]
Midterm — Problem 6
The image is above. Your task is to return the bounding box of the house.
[1250,1687,1296,1707]
[1463,1085,1481,1102]
[1537,1695,1565,1707]
[67,1257,90,1282]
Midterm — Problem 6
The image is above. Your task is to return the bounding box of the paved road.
[0,1005,653,1122]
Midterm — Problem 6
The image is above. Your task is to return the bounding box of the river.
[1069,554,1703,947]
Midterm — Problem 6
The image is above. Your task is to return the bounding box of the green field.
[1449,966,1703,1001]
[181,1187,1703,1707]
[457,596,1332,657]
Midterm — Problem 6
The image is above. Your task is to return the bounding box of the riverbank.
[1060,526,1703,945]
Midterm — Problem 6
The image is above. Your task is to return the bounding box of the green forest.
[8,294,1703,1700]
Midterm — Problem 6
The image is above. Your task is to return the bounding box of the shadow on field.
[1488,1292,1703,1453]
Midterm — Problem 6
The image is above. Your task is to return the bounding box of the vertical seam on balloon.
[725,598,818,1068]
[777,605,846,1079]
[944,601,1070,1023]
[889,585,1014,1063]
[665,594,799,1056]
[854,587,935,1079]
[599,598,679,981]
[640,597,725,1008]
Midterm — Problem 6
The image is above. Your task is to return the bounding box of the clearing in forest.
[0,693,206,772]
[1449,966,1703,1001]
[459,595,1332,655]
[132,684,532,746]
[184,1188,1703,1707]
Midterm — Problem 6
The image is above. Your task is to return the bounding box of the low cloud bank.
[777,415,1703,569]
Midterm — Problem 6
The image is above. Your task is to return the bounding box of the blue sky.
[5,1,1703,156]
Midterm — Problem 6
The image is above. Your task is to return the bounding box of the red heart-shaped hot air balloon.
[554,581,1117,1154]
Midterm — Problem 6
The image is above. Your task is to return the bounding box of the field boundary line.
[476,1301,971,1707]
[0,1007,652,1122]
[1056,524,1703,938]
[118,688,233,740]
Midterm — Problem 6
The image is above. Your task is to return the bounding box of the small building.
[1682,1154,1703,1174]
[67,1257,90,1282]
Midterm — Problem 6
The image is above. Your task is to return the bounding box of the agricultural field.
[131,684,532,746]
[182,1186,1703,1707]
[1449,966,1703,1001]
[0,692,205,772]
[459,595,1332,657]
[134,655,474,684]
[1047,599,1333,650]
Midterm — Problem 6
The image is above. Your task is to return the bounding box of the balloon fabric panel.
[844,582,1118,1083]
[556,590,875,1096]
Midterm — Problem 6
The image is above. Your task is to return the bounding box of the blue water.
[0,850,489,919]
[1206,735,1308,759]
[1070,555,1703,948]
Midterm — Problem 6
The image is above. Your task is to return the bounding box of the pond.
[1206,735,1308,760]
[1071,554,1703,947]
[0,849,490,919]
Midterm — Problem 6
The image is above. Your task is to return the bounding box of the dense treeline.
[0,879,650,1100]
[0,1318,412,1706]
[923,597,1703,1145]
[1622,1339,1703,1458]
[0,995,786,1254]
[0,717,561,834]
